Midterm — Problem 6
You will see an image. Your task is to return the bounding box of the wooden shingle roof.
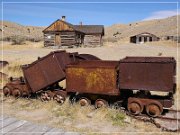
[74,25,104,35]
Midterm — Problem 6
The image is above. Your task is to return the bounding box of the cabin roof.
[74,25,104,35]
[43,19,75,32]
[43,19,104,35]
[130,32,159,38]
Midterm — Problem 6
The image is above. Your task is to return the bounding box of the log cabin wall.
[84,34,102,46]
[44,33,55,46]
[44,31,84,47]
[60,31,83,46]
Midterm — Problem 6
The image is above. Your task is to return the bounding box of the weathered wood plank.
[0,117,18,129]
[5,133,42,135]
[1,120,27,133]
[43,128,65,135]
[6,121,51,134]
[1,116,80,135]
[0,116,9,129]
[0,115,9,121]
[63,132,80,135]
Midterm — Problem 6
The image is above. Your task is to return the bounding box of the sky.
[0,0,179,26]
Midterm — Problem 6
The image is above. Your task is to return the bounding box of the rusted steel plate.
[76,54,101,60]
[69,53,101,62]
[66,60,119,95]
[119,57,176,92]
[120,57,176,63]
[22,51,71,93]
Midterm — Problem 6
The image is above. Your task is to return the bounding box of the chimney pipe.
[61,16,66,21]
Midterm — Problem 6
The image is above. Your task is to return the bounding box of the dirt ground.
[0,41,179,135]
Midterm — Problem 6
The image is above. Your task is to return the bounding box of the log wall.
[84,34,102,46]
[44,33,55,46]
[44,31,84,47]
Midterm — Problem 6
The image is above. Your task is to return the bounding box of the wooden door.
[55,34,61,46]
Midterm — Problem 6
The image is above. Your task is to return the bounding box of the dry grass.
[0,60,27,88]
[2,41,44,50]
[3,61,23,77]
[145,40,178,47]
[1,95,126,133]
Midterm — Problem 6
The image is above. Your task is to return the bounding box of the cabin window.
[149,37,152,41]
[47,35,51,39]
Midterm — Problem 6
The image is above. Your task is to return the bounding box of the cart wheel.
[40,92,46,102]
[45,92,52,101]
[95,99,108,108]
[22,91,29,98]
[3,86,11,97]
[128,99,143,115]
[78,97,91,106]
[53,92,66,105]
[12,88,21,98]
[146,101,163,117]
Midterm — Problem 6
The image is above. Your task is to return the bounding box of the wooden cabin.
[74,25,104,46]
[130,32,159,44]
[43,16,104,47]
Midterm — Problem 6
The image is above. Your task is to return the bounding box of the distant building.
[130,32,159,44]
[43,16,104,47]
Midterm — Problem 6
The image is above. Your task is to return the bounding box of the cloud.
[143,9,180,21]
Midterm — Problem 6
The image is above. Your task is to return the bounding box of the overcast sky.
[1,0,179,26]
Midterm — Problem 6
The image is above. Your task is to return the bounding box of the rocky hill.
[105,15,180,41]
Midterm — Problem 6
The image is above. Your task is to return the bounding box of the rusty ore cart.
[66,57,176,117]
[3,50,100,103]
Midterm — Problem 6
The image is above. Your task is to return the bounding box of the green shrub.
[109,110,125,126]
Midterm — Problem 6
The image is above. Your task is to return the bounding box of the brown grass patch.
[2,41,44,50]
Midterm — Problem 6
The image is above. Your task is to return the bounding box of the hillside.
[105,15,180,41]
[0,21,45,41]
[0,15,179,42]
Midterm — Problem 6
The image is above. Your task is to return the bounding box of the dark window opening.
[149,37,152,42]
[144,37,147,42]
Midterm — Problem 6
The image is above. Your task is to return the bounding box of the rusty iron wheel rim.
[45,92,51,101]
[53,94,65,105]
[22,91,29,98]
[40,93,46,102]
[95,99,108,108]
[3,87,11,97]
[146,103,162,117]
[128,102,142,115]
[127,98,144,115]
[78,97,91,106]
[12,89,21,98]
